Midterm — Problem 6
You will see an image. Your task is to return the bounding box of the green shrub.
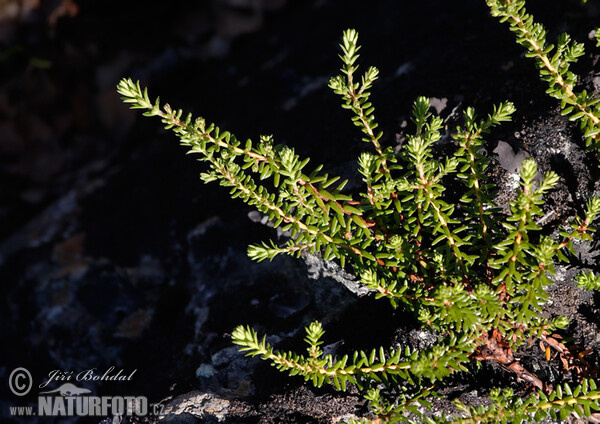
[117,22,600,424]
[487,0,600,154]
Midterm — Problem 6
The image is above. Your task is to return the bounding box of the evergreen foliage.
[487,0,600,153]
[118,26,600,424]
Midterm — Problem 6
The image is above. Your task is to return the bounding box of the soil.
[1,0,600,423]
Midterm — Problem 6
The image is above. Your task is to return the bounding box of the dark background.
[1,0,599,422]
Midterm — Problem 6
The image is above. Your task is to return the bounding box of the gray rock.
[429,97,448,114]
[211,347,240,367]
[303,252,369,297]
[196,364,217,379]
[493,140,530,174]
[161,391,230,423]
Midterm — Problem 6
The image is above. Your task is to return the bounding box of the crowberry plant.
[118,24,600,423]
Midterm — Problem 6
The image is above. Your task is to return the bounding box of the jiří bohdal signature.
[39,366,137,390]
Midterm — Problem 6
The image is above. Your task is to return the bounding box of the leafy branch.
[117,78,381,268]
[487,0,600,151]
